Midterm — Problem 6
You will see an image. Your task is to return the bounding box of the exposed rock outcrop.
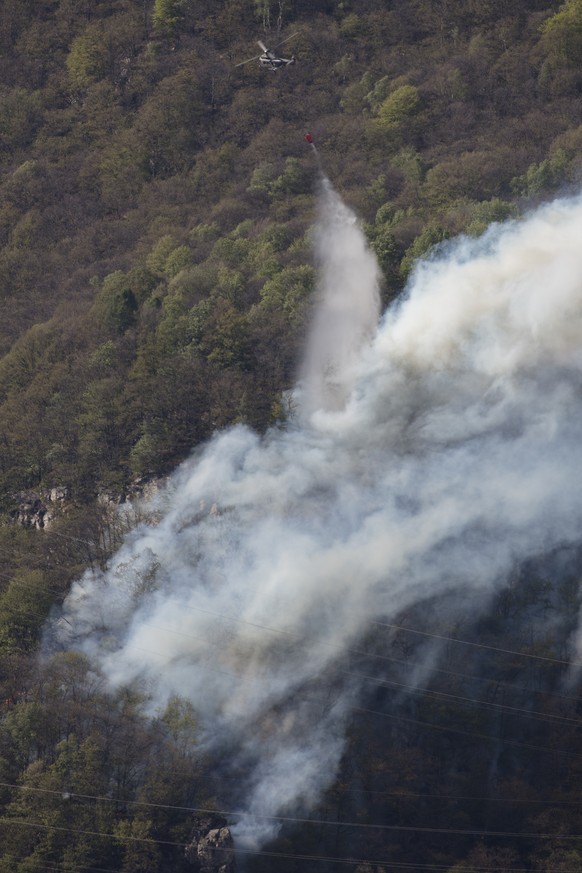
[10,487,69,529]
[185,815,235,872]
[9,477,167,531]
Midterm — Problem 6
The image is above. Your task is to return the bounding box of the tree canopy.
[2,1,582,870]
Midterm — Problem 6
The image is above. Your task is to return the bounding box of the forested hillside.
[3,0,582,504]
[2,1,582,871]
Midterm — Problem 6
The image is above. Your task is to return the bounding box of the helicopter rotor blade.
[234,53,262,67]
[270,30,301,50]
[236,30,300,68]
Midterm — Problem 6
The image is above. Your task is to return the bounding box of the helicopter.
[235,33,299,71]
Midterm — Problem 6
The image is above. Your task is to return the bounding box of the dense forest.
[2,0,582,870]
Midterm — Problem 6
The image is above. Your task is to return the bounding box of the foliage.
[375,83,421,128]
[152,0,187,37]
[0,0,577,553]
[540,0,582,66]
[92,271,139,334]
[1,1,582,869]
[67,23,111,91]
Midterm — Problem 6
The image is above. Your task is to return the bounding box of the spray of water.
[298,177,381,415]
[52,185,582,849]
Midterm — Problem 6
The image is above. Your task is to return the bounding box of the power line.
[354,703,582,760]
[346,666,582,727]
[3,811,582,846]
[1,778,581,828]
[30,522,582,672]
[1,592,581,792]
[0,829,549,873]
[3,810,582,873]
[0,816,183,847]
[96,619,582,734]
[178,598,581,671]
[60,597,582,713]
[109,594,582,732]
[5,524,582,716]
[3,630,579,797]
[373,619,579,668]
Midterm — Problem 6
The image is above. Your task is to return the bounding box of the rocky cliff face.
[10,487,69,528]
[185,816,235,872]
[9,477,167,530]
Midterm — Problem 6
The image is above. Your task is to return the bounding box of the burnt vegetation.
[2,0,582,870]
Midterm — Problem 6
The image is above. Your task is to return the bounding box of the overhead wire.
[1,571,581,746]
[372,618,580,668]
[173,593,582,670]
[2,779,582,826]
[3,521,582,868]
[4,810,582,847]
[5,521,582,681]
[4,798,582,873]
[8,632,580,794]
[2,607,574,757]
[55,604,582,733]
[26,521,582,670]
[70,634,582,762]
[69,591,574,696]
[354,702,582,760]
[4,859,578,873]
[111,627,582,743]
[0,828,562,873]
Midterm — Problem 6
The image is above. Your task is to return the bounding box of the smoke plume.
[52,186,582,849]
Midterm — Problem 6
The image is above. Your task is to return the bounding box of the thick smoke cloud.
[52,186,582,849]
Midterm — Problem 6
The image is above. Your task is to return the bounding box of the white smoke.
[52,187,582,849]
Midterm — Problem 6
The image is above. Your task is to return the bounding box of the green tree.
[423,147,514,205]
[0,735,119,870]
[510,150,569,198]
[0,88,42,154]
[152,0,185,36]
[130,69,204,176]
[540,0,582,66]
[464,197,519,236]
[207,305,254,370]
[98,138,146,212]
[161,695,199,755]
[75,374,126,492]
[257,263,314,324]
[115,817,161,873]
[66,22,110,91]
[375,83,420,127]
[92,272,138,334]
[370,223,401,290]
[400,222,450,278]
[0,570,52,656]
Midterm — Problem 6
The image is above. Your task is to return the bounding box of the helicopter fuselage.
[258,53,296,70]
[235,35,299,71]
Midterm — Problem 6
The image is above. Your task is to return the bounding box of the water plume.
[298,177,381,416]
[52,188,582,850]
